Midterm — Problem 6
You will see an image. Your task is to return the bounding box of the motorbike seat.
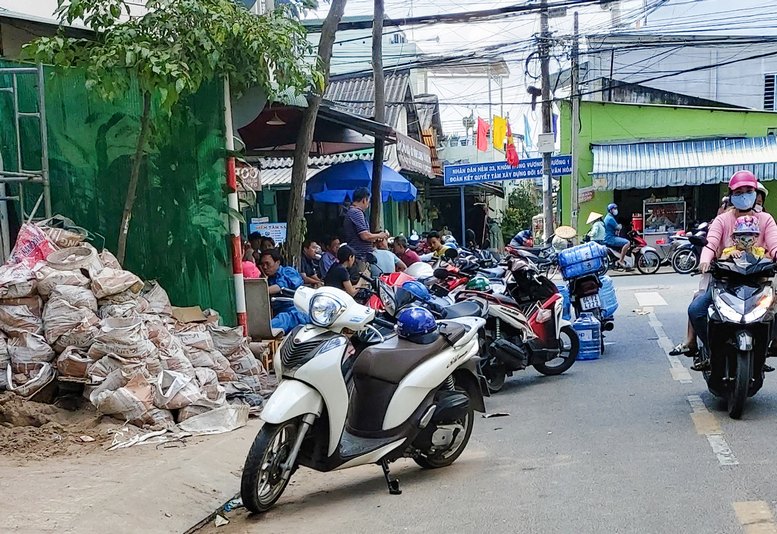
[354,322,466,384]
[441,300,483,319]
[487,292,518,306]
[480,267,506,278]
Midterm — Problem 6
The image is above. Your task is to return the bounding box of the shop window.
[764,74,776,110]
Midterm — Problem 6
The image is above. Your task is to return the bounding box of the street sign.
[249,221,287,244]
[443,155,572,186]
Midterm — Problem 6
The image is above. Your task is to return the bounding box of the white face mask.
[611,209,619,216]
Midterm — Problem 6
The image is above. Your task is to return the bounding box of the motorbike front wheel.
[637,251,662,275]
[240,420,299,514]
[728,351,752,419]
[534,325,580,375]
[671,248,698,274]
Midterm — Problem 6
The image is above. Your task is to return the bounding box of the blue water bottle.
[573,312,601,360]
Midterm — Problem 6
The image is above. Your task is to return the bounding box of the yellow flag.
[492,116,507,151]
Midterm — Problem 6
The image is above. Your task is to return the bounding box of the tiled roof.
[325,71,413,131]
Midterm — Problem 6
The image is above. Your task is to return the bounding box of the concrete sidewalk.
[0,420,262,534]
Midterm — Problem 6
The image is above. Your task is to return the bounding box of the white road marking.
[647,311,692,383]
[635,291,668,307]
[687,395,739,466]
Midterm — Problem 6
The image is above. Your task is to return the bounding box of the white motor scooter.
[240,286,487,514]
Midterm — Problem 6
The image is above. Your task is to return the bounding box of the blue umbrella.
[306,160,418,203]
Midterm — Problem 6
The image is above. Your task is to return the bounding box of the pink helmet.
[729,170,758,191]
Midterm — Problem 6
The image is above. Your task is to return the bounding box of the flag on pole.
[492,116,507,152]
[506,122,519,167]
[476,118,489,152]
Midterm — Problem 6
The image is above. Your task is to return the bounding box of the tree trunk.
[116,90,152,265]
[284,0,348,267]
[370,0,385,231]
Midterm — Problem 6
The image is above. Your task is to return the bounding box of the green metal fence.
[0,61,237,322]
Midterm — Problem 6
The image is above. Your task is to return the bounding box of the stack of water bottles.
[557,241,608,280]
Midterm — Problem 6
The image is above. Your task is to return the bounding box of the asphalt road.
[206,273,777,534]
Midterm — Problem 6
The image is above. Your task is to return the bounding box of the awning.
[591,136,777,190]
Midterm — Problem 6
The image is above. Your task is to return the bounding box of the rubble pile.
[0,221,275,429]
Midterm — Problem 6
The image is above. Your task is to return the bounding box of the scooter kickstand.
[380,460,402,495]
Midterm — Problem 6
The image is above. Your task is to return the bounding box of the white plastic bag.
[88,316,155,360]
[91,268,143,299]
[7,362,54,398]
[0,296,43,336]
[42,294,100,345]
[153,370,203,410]
[8,332,55,374]
[35,266,90,298]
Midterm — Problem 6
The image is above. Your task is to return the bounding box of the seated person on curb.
[258,249,309,334]
[373,237,407,274]
[324,245,359,297]
[392,235,421,267]
[427,231,450,259]
[604,203,631,270]
[319,236,340,278]
[686,171,777,371]
[300,239,323,287]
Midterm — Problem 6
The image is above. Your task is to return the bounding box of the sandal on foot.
[764,364,775,373]
[691,359,710,372]
[669,343,694,356]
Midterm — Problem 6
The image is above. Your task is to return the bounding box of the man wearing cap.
[586,212,606,244]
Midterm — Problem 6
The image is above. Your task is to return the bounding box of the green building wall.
[559,101,777,229]
[0,63,237,322]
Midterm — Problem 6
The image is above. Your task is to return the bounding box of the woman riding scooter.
[586,212,606,244]
[686,170,777,371]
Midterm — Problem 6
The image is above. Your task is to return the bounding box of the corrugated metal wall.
[0,62,237,322]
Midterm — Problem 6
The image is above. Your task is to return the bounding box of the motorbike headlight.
[713,292,742,323]
[309,294,345,327]
[744,287,774,323]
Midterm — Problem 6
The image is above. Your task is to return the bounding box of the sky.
[4,0,777,138]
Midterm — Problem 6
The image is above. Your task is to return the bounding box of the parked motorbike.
[240,286,487,513]
[671,222,709,274]
[457,256,579,392]
[692,251,777,418]
[606,230,661,275]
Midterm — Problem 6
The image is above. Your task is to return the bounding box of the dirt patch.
[0,391,121,460]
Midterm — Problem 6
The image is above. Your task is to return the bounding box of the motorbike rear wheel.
[671,248,698,274]
[534,325,580,375]
[241,420,299,514]
[414,381,474,469]
[479,358,506,393]
[728,351,752,419]
[637,251,661,275]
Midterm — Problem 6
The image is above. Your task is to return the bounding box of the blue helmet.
[607,203,618,213]
[396,306,438,344]
[402,280,431,302]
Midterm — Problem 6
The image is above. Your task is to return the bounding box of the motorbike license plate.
[580,294,601,311]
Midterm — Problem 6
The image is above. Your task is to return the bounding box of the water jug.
[558,242,608,280]
[573,312,601,361]
[598,275,618,320]
[555,283,571,321]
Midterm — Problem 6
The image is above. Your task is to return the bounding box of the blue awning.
[591,136,777,190]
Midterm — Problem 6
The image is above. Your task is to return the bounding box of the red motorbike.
[604,230,661,275]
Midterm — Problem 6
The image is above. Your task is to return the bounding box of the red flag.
[476,118,489,152]
[506,122,519,167]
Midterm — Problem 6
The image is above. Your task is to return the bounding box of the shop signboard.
[396,132,434,178]
[578,187,595,203]
[443,155,572,186]
[249,220,287,244]
[236,162,261,190]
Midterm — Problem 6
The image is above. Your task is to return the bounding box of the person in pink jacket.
[686,171,777,370]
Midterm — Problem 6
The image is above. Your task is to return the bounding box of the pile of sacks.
[0,221,274,427]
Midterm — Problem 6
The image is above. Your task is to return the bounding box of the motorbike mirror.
[444,248,459,260]
[433,267,450,279]
[364,252,378,265]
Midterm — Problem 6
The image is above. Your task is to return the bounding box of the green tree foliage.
[24,0,319,262]
[501,182,538,243]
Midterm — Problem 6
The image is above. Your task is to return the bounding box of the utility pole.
[539,0,554,240]
[570,11,580,231]
[370,0,386,231]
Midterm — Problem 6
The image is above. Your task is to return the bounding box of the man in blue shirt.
[258,249,309,333]
[604,203,630,269]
